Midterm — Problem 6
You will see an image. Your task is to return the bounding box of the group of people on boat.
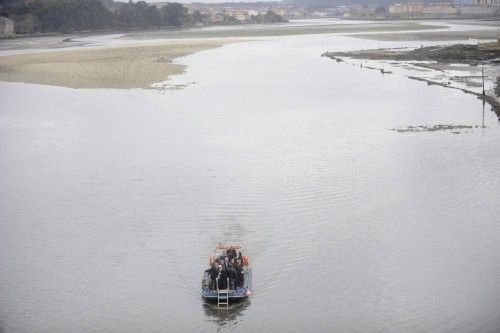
[204,246,248,291]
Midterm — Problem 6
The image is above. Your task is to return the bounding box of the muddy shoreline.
[323,43,500,64]
[408,75,500,118]
[323,42,500,120]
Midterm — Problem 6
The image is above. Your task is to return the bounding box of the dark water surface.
[1,29,500,333]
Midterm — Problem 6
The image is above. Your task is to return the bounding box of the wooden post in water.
[482,100,485,129]
[482,67,485,96]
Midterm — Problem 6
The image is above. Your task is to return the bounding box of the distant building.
[0,16,14,38]
[460,4,499,16]
[235,10,248,22]
[389,3,424,16]
[407,3,425,15]
[422,3,458,16]
[475,0,500,6]
[313,11,328,17]
[389,1,499,17]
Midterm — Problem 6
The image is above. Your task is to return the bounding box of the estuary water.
[1,25,500,333]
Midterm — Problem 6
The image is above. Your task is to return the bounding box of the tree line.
[0,0,193,34]
[1,0,287,35]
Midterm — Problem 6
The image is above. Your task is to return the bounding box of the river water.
[1,23,500,333]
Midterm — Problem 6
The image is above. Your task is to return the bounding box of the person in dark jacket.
[218,266,228,290]
[223,256,230,271]
[227,246,237,260]
[227,264,236,290]
[209,263,219,290]
[234,259,244,288]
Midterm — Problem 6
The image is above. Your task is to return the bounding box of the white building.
[0,17,14,38]
[422,4,458,16]
[460,5,499,16]
[475,0,500,6]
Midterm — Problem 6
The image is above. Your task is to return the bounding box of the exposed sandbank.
[0,40,228,89]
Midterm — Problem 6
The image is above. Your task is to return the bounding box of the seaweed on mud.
[391,124,480,133]
[323,43,500,64]
[395,44,500,63]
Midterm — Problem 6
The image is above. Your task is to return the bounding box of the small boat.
[201,244,252,308]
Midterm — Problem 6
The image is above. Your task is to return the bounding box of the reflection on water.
[202,300,250,332]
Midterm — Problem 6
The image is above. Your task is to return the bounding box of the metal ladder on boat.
[216,278,229,309]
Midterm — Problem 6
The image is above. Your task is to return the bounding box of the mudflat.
[121,21,445,39]
[323,42,500,63]
[352,28,500,41]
